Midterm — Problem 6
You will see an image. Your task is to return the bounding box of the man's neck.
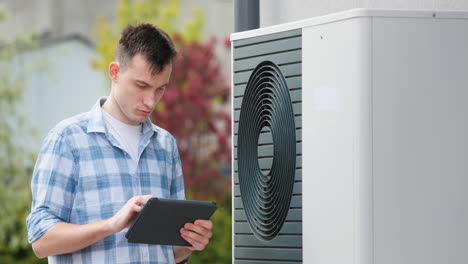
[101,95,137,126]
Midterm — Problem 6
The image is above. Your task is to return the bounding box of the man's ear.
[109,62,120,82]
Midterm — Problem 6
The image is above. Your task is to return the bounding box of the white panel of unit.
[303,16,373,264]
[231,8,468,264]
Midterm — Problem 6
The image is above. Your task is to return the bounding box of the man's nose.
[143,94,156,108]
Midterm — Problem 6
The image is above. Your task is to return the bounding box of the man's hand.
[107,195,153,233]
[173,219,214,263]
[180,219,213,251]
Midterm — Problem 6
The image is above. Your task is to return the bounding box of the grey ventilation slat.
[234,63,301,85]
[233,183,302,197]
[234,130,302,146]
[235,260,302,264]
[293,103,302,115]
[234,196,302,209]
[234,116,302,133]
[234,248,302,261]
[234,208,303,222]
[234,102,302,119]
[234,36,302,60]
[234,50,301,72]
[234,143,302,158]
[255,156,302,170]
[233,84,247,97]
[235,222,302,235]
[234,84,301,104]
[295,169,302,181]
[235,102,302,118]
[233,29,301,47]
[234,169,302,184]
[233,208,302,222]
[234,84,301,98]
[233,143,302,159]
[235,83,301,98]
[235,234,302,247]
[234,88,302,109]
[258,128,302,143]
[233,155,302,172]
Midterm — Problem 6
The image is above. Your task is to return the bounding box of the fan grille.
[237,60,297,241]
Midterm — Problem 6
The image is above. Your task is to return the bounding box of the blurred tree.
[154,21,233,264]
[0,7,47,264]
[159,34,231,199]
[92,0,232,262]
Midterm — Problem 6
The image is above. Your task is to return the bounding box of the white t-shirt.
[102,109,142,172]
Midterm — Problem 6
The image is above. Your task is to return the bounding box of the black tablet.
[125,198,217,246]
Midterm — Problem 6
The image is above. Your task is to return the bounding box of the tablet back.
[125,198,217,246]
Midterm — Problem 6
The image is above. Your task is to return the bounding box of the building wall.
[15,39,108,145]
[0,0,116,41]
[260,0,468,27]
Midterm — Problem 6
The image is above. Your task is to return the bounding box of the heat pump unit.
[231,9,468,264]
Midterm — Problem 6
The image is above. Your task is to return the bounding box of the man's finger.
[181,234,206,251]
[194,219,213,230]
[132,205,142,213]
[142,195,153,203]
[181,228,204,242]
[181,227,211,244]
[134,195,153,206]
[184,223,210,237]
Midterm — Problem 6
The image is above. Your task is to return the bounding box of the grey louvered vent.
[233,29,303,263]
[237,60,296,241]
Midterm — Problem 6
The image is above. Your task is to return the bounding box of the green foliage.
[91,0,204,78]
[187,192,232,264]
[0,8,46,264]
[0,7,5,22]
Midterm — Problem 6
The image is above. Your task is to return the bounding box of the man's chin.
[134,118,146,124]
[128,116,145,125]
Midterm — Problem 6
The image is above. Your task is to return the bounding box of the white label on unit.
[313,86,340,110]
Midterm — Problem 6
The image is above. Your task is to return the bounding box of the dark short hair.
[115,23,177,74]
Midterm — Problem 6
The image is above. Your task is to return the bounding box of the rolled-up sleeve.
[26,130,77,243]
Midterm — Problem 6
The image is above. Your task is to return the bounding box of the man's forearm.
[173,246,192,263]
[31,195,151,258]
[32,219,114,258]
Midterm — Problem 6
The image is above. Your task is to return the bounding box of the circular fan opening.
[237,60,297,241]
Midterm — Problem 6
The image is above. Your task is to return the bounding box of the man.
[26,23,213,264]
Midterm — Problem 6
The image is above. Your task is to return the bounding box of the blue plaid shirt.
[27,98,186,264]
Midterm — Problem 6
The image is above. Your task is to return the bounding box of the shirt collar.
[86,97,158,135]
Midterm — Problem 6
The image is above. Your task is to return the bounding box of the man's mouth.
[138,110,151,115]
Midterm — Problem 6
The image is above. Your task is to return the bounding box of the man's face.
[111,53,172,125]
